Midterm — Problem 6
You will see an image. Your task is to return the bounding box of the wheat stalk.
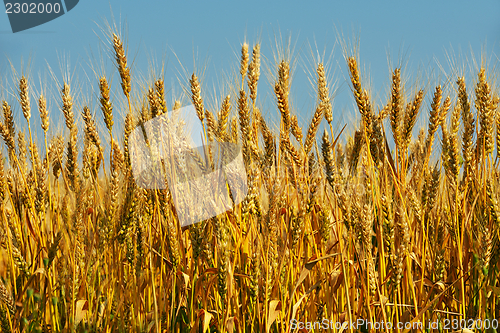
[113,33,131,99]
[240,43,249,89]
[190,74,205,123]
[248,43,261,105]
[99,76,113,136]
[217,95,231,141]
[304,104,323,156]
[317,63,332,124]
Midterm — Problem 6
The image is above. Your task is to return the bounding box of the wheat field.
[0,31,499,333]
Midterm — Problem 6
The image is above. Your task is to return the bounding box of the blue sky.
[1,0,500,138]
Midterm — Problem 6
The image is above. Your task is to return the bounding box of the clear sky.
[1,0,500,137]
